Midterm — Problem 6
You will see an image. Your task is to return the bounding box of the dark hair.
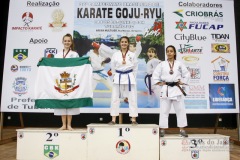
[166,45,176,60]
[119,36,130,50]
[62,33,74,50]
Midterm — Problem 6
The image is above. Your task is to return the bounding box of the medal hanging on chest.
[168,60,174,75]
[63,49,70,58]
[121,49,128,65]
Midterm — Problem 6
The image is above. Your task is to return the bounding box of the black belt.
[165,82,187,97]
[144,74,153,95]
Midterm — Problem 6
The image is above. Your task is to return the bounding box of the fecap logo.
[22,12,33,27]
[44,145,59,159]
[116,140,131,155]
[54,71,79,95]
[175,19,187,31]
[13,49,28,62]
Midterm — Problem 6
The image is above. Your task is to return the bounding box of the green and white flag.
[35,57,93,109]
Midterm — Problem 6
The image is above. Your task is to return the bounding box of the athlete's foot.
[58,126,67,130]
[67,126,74,131]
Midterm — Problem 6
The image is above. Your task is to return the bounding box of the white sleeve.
[152,63,162,85]
[99,44,115,58]
[135,41,142,58]
[111,53,116,75]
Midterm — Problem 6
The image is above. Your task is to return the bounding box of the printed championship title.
[77,2,162,19]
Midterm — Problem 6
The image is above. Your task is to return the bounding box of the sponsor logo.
[182,55,199,65]
[173,10,184,17]
[13,77,28,96]
[45,48,57,58]
[49,9,67,31]
[11,65,18,72]
[29,38,48,44]
[186,11,223,17]
[188,22,223,30]
[54,71,79,95]
[26,1,60,7]
[178,44,203,54]
[211,44,230,53]
[209,84,235,109]
[211,56,230,82]
[178,2,222,8]
[44,145,59,159]
[12,12,42,31]
[175,19,187,31]
[116,140,131,155]
[11,65,31,72]
[211,34,229,42]
[20,66,31,72]
[13,49,28,62]
[187,66,200,79]
[175,20,223,31]
[191,150,199,159]
[174,34,207,43]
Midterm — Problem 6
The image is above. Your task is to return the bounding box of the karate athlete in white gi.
[92,37,142,103]
[54,33,80,130]
[108,36,138,125]
[152,45,190,137]
[145,47,161,107]
[89,47,112,91]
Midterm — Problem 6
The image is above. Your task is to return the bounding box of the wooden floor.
[0,127,240,160]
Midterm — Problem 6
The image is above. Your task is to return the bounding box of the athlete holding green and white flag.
[35,33,93,130]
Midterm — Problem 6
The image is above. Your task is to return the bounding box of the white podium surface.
[87,124,159,160]
[16,128,87,160]
[160,134,230,160]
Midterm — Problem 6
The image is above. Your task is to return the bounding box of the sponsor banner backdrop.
[164,0,239,113]
[1,0,238,113]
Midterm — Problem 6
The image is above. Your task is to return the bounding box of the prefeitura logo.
[44,145,59,159]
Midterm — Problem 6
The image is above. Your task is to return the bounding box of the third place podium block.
[87,124,159,160]
[160,134,230,160]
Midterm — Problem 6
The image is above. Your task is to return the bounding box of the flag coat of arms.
[35,57,93,109]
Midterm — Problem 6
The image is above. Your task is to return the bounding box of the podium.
[87,124,159,160]
[160,134,230,160]
[16,128,87,160]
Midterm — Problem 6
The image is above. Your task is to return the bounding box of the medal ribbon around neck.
[168,60,174,75]
[121,49,128,64]
[63,49,71,58]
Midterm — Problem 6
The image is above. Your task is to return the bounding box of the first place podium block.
[160,134,229,160]
[16,128,87,160]
[87,124,159,160]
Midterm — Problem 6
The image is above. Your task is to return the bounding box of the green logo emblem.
[13,49,28,62]
[44,145,59,159]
